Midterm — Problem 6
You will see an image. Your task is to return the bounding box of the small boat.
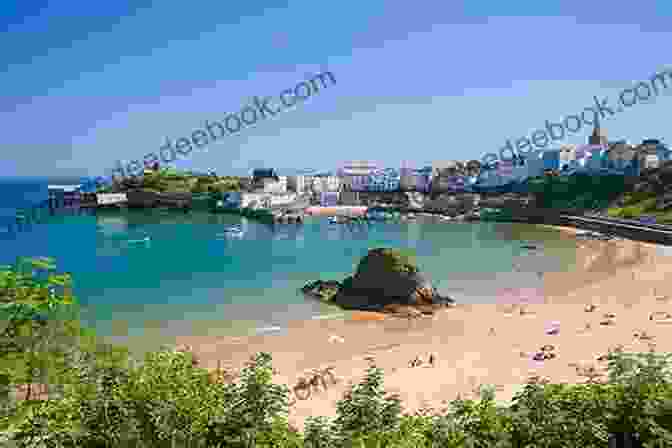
[328,216,339,225]
[217,225,244,237]
[128,236,151,244]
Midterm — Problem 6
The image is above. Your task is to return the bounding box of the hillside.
[605,161,672,223]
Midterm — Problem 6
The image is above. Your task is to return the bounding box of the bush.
[621,206,644,219]
[5,345,672,447]
[332,362,403,441]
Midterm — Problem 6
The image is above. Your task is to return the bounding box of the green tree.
[332,362,403,442]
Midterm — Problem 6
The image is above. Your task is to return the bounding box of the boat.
[128,236,151,244]
[223,225,242,233]
[217,225,244,238]
[328,216,347,224]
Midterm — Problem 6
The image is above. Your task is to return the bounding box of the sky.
[2,0,672,178]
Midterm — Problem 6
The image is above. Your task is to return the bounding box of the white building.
[240,192,296,208]
[262,176,287,194]
[96,193,128,206]
[270,192,297,206]
[241,192,267,208]
[277,176,288,192]
[643,154,660,170]
[559,144,577,169]
[326,175,340,192]
[311,175,340,193]
[432,160,461,178]
[287,175,308,193]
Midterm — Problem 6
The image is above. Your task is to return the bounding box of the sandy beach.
[176,229,672,431]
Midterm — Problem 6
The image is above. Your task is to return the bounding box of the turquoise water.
[1,200,580,353]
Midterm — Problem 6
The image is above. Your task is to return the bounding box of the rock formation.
[301,248,453,314]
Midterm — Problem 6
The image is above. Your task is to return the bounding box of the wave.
[312,313,346,320]
[255,325,283,334]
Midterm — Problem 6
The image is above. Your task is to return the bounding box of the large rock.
[328,248,453,311]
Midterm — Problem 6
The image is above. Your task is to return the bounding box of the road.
[580,213,672,231]
[559,214,672,246]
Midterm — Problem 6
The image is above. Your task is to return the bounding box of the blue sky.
[2,0,672,178]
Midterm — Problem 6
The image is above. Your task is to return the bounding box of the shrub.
[332,362,403,442]
[203,352,293,448]
[621,206,644,219]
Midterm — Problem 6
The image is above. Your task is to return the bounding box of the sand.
[176,232,672,431]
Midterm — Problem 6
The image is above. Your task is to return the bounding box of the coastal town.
[38,122,672,230]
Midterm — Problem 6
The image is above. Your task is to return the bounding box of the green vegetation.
[527,173,629,211]
[191,176,241,194]
[104,169,241,195]
[355,248,419,276]
[603,191,672,222]
[139,169,195,193]
[3,258,672,447]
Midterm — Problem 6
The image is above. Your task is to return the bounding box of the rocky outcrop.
[301,248,453,315]
[126,190,160,208]
[125,189,193,209]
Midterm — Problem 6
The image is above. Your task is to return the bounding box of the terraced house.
[338,161,379,192]
[399,166,432,192]
[367,168,400,192]
[635,139,671,170]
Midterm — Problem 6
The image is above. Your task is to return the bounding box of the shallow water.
[0,179,583,353]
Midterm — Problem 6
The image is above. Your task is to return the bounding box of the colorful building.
[338,161,378,191]
[311,175,341,193]
[542,149,561,171]
[320,191,339,207]
[399,167,432,192]
[367,168,400,192]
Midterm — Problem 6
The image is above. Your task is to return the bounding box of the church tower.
[588,112,608,146]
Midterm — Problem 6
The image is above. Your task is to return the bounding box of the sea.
[0,177,584,356]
